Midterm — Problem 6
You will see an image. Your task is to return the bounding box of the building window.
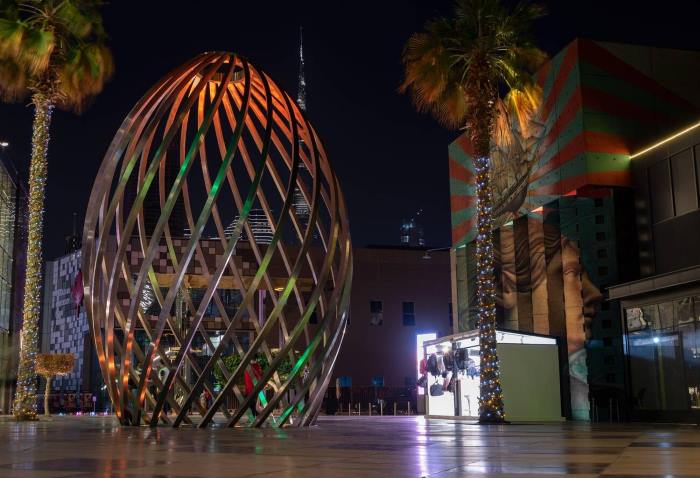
[596,231,606,241]
[370,300,383,326]
[594,198,604,208]
[402,301,415,326]
[670,148,698,216]
[595,214,605,224]
[603,337,613,347]
[649,158,674,222]
[598,266,609,276]
[597,248,608,259]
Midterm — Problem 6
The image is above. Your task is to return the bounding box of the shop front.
[609,268,700,422]
[422,329,563,421]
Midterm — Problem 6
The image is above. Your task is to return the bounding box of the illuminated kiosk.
[424,330,563,421]
[83,52,352,427]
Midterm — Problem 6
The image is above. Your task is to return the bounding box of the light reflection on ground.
[0,415,698,477]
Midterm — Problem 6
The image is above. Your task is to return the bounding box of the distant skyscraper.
[297,26,307,112]
[225,209,273,245]
[65,212,81,254]
[400,209,425,247]
[293,27,311,233]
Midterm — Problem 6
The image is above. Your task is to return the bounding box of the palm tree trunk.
[43,375,51,417]
[13,93,53,421]
[468,67,506,424]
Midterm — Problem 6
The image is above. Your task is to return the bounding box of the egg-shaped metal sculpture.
[82,52,352,428]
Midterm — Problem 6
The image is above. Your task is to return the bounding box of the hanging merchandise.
[443,350,454,370]
[417,375,428,389]
[467,359,478,379]
[444,373,456,393]
[454,348,468,370]
[419,358,427,375]
[437,354,446,375]
[429,380,444,397]
[427,354,439,376]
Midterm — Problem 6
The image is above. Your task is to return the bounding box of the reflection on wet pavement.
[1,415,699,477]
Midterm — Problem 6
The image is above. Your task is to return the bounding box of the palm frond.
[0,57,28,101]
[17,26,54,74]
[0,18,26,60]
[401,0,547,133]
[54,0,93,38]
[57,40,113,112]
[0,0,113,109]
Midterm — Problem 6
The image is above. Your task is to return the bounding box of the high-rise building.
[64,212,81,254]
[400,209,425,247]
[0,145,27,414]
[224,209,273,245]
[292,27,311,232]
[41,249,102,412]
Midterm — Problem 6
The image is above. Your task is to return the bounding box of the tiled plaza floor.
[1,415,699,477]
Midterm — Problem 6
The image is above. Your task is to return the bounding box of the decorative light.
[630,119,700,159]
[473,152,505,423]
[14,97,54,421]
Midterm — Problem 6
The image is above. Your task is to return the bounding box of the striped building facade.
[449,39,700,420]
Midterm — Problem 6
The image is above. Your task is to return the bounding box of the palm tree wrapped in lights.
[401,0,545,423]
[0,0,113,420]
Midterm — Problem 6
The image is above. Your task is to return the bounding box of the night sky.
[2,0,700,260]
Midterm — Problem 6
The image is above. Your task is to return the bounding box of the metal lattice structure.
[82,52,352,428]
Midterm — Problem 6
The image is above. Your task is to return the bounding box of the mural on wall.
[494,210,603,419]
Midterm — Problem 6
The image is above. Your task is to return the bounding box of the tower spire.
[297,26,306,112]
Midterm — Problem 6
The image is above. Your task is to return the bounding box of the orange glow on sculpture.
[83,52,352,428]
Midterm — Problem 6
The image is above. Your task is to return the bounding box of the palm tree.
[401,0,545,423]
[0,0,113,420]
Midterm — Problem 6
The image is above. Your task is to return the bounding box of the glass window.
[0,164,15,332]
[658,302,675,331]
[402,301,415,326]
[693,296,700,322]
[649,159,674,222]
[369,300,382,326]
[625,296,700,414]
[676,298,694,326]
[670,148,698,215]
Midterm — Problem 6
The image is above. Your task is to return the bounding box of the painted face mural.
[494,211,603,420]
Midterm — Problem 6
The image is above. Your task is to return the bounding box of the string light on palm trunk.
[14,97,53,421]
[474,152,505,423]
